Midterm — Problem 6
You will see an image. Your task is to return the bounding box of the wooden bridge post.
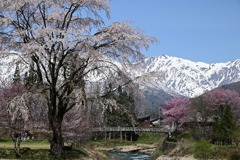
[130,132,132,142]
[105,131,107,140]
[108,132,111,140]
[124,132,127,141]
[120,131,122,141]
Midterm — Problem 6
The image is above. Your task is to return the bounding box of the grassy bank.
[0,133,169,159]
[0,140,50,149]
[8,132,239,159]
[0,140,90,159]
[0,133,165,159]
[150,131,240,160]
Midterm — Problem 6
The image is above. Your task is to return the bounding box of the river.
[108,150,151,160]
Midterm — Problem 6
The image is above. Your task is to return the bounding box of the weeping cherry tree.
[0,0,156,158]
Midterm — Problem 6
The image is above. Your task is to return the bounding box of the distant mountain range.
[1,54,240,108]
[130,55,240,98]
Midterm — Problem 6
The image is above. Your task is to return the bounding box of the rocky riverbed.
[87,142,198,159]
[95,143,156,154]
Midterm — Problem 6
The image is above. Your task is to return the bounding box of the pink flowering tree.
[190,89,240,124]
[162,97,190,130]
[190,88,240,140]
[203,89,240,122]
[203,89,240,144]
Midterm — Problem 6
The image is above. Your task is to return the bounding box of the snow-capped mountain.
[1,53,240,98]
[130,55,240,98]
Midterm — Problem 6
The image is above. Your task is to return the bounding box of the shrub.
[194,140,212,159]
[167,137,177,142]
[229,149,240,160]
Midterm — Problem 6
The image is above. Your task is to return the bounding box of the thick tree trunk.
[49,117,64,158]
[14,140,21,158]
[47,85,66,158]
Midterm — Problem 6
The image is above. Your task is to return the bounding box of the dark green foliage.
[24,66,39,87]
[171,130,192,140]
[229,149,240,160]
[232,128,240,147]
[104,106,121,127]
[0,148,88,160]
[13,64,20,83]
[194,140,212,159]
[212,106,237,145]
[104,86,136,127]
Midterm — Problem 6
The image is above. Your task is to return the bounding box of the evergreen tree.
[117,88,136,127]
[24,65,39,87]
[213,106,236,145]
[13,64,20,83]
[103,86,136,127]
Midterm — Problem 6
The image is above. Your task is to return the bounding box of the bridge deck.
[92,127,174,133]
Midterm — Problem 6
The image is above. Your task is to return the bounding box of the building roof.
[137,115,150,121]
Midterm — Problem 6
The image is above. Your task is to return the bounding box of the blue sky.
[104,0,240,63]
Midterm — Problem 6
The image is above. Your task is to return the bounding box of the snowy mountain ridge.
[130,55,240,97]
[1,53,240,98]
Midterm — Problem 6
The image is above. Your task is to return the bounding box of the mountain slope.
[1,54,240,98]
[220,81,240,94]
[131,55,240,97]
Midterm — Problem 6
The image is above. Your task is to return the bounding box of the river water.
[108,150,151,160]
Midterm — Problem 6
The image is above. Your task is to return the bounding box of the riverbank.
[90,142,198,160]
[5,132,239,159]
[88,132,167,159]
[0,133,163,159]
[95,143,156,154]
[156,155,196,160]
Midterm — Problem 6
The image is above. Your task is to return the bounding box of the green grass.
[156,131,240,160]
[0,140,89,159]
[0,148,89,160]
[151,149,163,160]
[89,139,134,148]
[150,133,167,160]
[193,140,213,159]
[137,133,164,144]
[210,145,240,159]
[0,140,50,149]
[0,148,55,160]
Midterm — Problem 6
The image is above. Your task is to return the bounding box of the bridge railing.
[92,127,175,133]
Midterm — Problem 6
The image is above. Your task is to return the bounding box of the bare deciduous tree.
[0,0,156,157]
